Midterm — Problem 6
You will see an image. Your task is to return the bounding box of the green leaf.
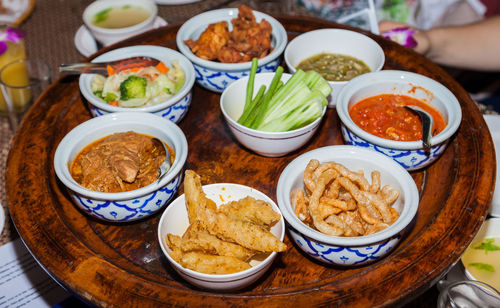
[474,238,500,254]
[93,8,111,24]
[469,262,495,272]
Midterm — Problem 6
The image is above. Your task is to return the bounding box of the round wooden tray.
[6,16,495,307]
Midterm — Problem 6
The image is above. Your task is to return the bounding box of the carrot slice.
[109,101,118,106]
[107,65,115,76]
[155,61,169,74]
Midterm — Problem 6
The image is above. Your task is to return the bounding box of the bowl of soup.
[284,28,385,107]
[53,112,188,222]
[336,70,462,171]
[83,0,158,46]
[461,218,500,292]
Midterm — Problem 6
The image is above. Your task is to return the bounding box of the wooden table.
[6,16,495,307]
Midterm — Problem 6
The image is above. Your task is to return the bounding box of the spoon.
[404,105,433,153]
[59,56,160,75]
[152,138,172,183]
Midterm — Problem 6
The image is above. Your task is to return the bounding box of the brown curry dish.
[70,131,172,193]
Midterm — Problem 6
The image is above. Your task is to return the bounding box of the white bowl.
[176,8,287,93]
[157,183,285,291]
[220,72,326,157]
[336,70,462,171]
[284,28,385,107]
[83,0,158,46]
[461,217,500,291]
[53,112,188,222]
[276,145,419,266]
[79,45,195,123]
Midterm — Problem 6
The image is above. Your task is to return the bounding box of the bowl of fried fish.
[157,170,286,291]
[176,5,287,93]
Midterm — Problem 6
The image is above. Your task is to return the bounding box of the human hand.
[378,20,430,55]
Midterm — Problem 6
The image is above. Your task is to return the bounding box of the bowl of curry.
[53,112,188,222]
[336,70,462,171]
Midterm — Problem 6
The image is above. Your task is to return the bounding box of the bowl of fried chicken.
[176,5,287,93]
[158,170,286,291]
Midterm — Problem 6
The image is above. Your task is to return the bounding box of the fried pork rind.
[293,160,400,237]
[166,170,286,275]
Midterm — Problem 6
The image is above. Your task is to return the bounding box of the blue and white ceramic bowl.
[276,145,419,266]
[176,8,287,93]
[336,70,462,171]
[53,112,188,222]
[79,45,195,123]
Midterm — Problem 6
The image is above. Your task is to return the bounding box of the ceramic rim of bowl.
[176,8,287,71]
[276,145,420,246]
[53,112,188,201]
[336,70,462,150]
[79,45,195,113]
[83,0,158,34]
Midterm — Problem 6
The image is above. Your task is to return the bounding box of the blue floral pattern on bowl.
[288,225,400,266]
[341,125,448,171]
[193,59,281,93]
[70,174,182,222]
[88,92,192,124]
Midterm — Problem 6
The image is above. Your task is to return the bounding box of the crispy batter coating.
[218,196,281,228]
[198,209,287,252]
[177,251,251,275]
[166,170,286,274]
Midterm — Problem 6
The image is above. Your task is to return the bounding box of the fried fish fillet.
[198,208,287,252]
[184,170,216,223]
[166,232,256,261]
[218,196,281,229]
[177,251,251,275]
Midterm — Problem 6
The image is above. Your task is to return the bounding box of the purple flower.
[0,27,26,55]
[382,27,417,48]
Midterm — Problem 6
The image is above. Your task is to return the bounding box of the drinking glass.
[0,58,51,131]
[0,24,27,116]
[437,280,500,308]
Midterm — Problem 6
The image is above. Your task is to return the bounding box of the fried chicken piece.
[184,21,230,61]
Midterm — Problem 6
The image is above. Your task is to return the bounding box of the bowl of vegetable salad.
[220,59,331,157]
[79,45,195,123]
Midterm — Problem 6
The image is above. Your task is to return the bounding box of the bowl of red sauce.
[336,70,462,171]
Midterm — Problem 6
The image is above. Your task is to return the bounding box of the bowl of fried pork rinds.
[276,145,419,266]
[176,5,287,93]
[158,170,286,291]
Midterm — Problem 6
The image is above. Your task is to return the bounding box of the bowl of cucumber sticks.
[220,59,331,157]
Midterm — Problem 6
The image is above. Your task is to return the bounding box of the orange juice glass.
[0,24,27,116]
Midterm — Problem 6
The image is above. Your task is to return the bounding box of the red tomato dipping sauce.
[349,94,447,141]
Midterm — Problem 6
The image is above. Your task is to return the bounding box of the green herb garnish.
[474,238,500,254]
[469,262,495,272]
[93,8,111,24]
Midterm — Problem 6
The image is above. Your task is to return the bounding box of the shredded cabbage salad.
[91,60,186,108]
